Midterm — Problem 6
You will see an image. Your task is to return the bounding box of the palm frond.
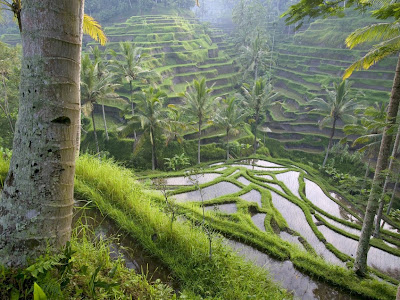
[344,35,400,79]
[346,22,400,49]
[83,14,107,46]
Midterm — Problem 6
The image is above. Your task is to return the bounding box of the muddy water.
[172,181,241,202]
[276,171,301,198]
[225,240,361,300]
[305,179,358,223]
[251,213,266,231]
[204,203,238,214]
[156,173,220,186]
[318,225,400,279]
[270,191,344,266]
[72,207,174,286]
[241,189,262,207]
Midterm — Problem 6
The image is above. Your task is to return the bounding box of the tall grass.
[0,218,176,299]
[75,155,290,299]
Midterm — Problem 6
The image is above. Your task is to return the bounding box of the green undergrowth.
[74,155,290,299]
[0,154,9,187]
[0,223,176,299]
[143,156,397,299]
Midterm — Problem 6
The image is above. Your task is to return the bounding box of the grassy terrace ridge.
[73,155,290,299]
[137,156,399,299]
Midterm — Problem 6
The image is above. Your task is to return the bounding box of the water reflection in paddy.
[265,182,285,194]
[157,173,220,186]
[276,171,301,198]
[237,176,251,186]
[305,179,357,223]
[270,191,344,266]
[280,231,304,250]
[318,225,400,279]
[239,159,283,168]
[254,174,274,180]
[173,181,240,202]
[316,214,361,236]
[241,190,262,207]
[204,203,237,214]
[251,213,266,231]
[225,240,360,300]
[233,164,287,171]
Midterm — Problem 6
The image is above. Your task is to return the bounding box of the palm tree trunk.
[254,111,259,154]
[151,127,157,170]
[101,104,109,141]
[198,119,202,164]
[129,80,137,142]
[387,173,400,215]
[322,118,337,167]
[226,128,230,161]
[0,0,83,267]
[374,122,400,237]
[354,53,400,277]
[91,109,100,158]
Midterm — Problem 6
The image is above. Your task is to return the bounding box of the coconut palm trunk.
[354,53,400,276]
[150,126,157,170]
[387,173,400,215]
[253,110,259,154]
[101,104,109,141]
[198,119,202,164]
[0,0,83,267]
[91,109,100,158]
[323,117,337,167]
[373,123,400,237]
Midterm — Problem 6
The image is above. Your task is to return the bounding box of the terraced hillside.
[90,14,239,104]
[266,15,396,154]
[141,158,400,299]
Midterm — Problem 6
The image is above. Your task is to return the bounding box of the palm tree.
[81,54,120,157]
[164,104,188,146]
[239,33,270,81]
[309,81,362,167]
[132,87,167,170]
[343,103,387,190]
[181,78,216,164]
[342,9,400,276]
[240,78,277,154]
[214,96,246,160]
[110,42,155,117]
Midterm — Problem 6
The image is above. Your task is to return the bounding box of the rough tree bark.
[0,0,83,267]
[374,122,400,237]
[354,53,400,276]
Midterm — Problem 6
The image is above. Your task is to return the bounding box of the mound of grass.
[74,155,290,299]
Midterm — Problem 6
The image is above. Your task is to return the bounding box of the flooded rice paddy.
[148,159,400,298]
